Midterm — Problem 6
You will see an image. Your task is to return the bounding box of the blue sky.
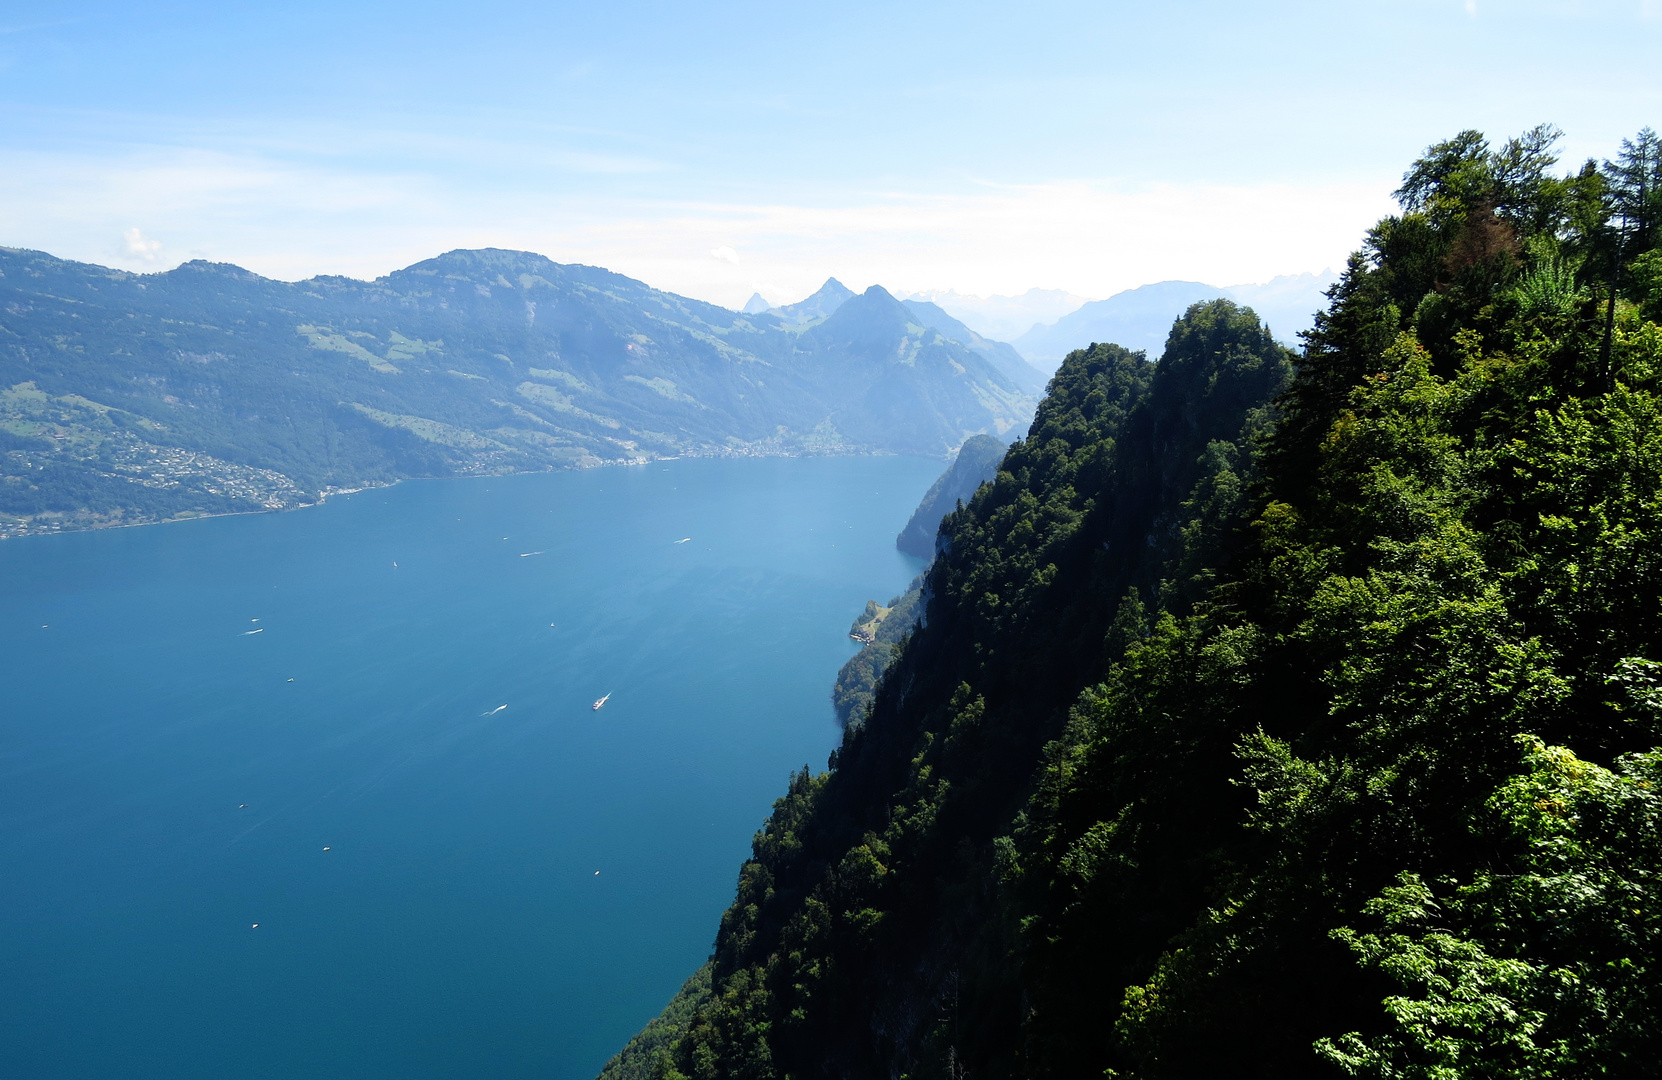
[1,0,1658,306]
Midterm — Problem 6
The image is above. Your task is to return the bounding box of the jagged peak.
[770,277,858,323]
[807,277,855,302]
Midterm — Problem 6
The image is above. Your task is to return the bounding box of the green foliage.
[895,432,1009,558]
[652,300,1290,1080]
[618,127,1662,1080]
[1506,257,1586,321]
[833,582,923,727]
[1603,128,1662,253]
[598,964,713,1080]
[1316,738,1662,1079]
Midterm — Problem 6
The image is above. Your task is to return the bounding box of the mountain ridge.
[1014,271,1339,369]
[899,300,1049,395]
[603,124,1662,1080]
[0,247,1034,537]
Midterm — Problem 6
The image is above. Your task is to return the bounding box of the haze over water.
[0,455,938,1080]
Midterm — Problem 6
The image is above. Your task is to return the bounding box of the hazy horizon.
[1,238,1338,342]
[3,1,1657,310]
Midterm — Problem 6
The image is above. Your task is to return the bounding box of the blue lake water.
[0,455,938,1080]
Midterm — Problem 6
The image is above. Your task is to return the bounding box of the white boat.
[592,692,612,711]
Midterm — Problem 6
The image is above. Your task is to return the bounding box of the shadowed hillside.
[603,125,1662,1080]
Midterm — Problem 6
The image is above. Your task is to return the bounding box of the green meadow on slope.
[603,126,1662,1079]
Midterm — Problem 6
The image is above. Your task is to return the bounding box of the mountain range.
[747,280,1048,396]
[0,248,1038,537]
[1012,271,1338,369]
[893,287,1093,344]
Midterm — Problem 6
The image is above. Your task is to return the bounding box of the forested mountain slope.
[895,433,1010,558]
[609,125,1662,1079]
[827,434,1011,731]
[0,250,1034,536]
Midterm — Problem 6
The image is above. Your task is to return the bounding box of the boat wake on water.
[484,704,508,716]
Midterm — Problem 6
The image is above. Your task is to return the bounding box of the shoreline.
[0,445,920,542]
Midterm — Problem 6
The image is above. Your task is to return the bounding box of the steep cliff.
[609,127,1662,1079]
[894,433,1010,558]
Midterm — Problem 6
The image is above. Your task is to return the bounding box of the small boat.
[674,537,692,544]
[592,692,612,711]
[244,628,265,635]
[485,704,507,716]
[520,551,542,557]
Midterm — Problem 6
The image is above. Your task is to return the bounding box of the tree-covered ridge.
[832,583,923,727]
[625,126,1662,1079]
[0,248,1034,536]
[895,433,1009,558]
[652,297,1290,1079]
[599,965,715,1080]
[835,434,1011,729]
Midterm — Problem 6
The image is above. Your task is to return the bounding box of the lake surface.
[0,455,938,1080]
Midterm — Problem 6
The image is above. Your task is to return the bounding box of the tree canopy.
[620,125,1662,1080]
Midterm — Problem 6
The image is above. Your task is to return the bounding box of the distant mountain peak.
[897,286,1095,344]
[809,284,914,345]
[388,247,557,284]
[1013,273,1338,371]
[171,259,266,282]
[741,292,771,314]
[770,277,858,324]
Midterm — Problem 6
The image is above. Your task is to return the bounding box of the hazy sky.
[2,0,1658,307]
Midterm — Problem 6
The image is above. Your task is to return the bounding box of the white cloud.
[556,180,1395,308]
[122,226,162,261]
[0,143,1395,308]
